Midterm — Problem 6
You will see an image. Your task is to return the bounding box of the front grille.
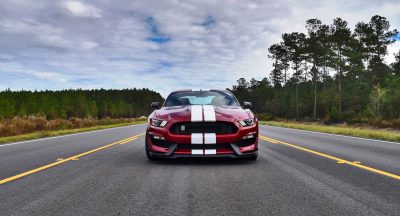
[170,122,238,135]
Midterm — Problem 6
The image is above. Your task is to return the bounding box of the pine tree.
[268,44,285,88]
[305,18,323,120]
[283,32,306,120]
[331,17,352,113]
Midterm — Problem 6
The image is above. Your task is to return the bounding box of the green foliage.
[369,85,385,118]
[0,88,163,120]
[231,15,400,127]
[325,106,340,123]
[392,50,400,76]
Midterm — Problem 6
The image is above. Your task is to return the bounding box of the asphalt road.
[0,124,399,215]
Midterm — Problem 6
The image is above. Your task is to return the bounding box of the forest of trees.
[0,88,163,119]
[230,15,400,125]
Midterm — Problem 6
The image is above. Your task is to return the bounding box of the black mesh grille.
[170,122,237,135]
[151,138,173,148]
[233,138,256,147]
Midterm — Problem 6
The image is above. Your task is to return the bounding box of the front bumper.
[148,142,258,159]
[146,122,258,158]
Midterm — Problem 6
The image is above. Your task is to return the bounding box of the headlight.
[238,118,255,127]
[151,119,168,127]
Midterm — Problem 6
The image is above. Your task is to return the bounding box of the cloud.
[31,71,68,82]
[202,16,216,27]
[61,1,102,18]
[80,41,99,50]
[0,0,399,96]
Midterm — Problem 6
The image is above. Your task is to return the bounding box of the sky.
[0,0,399,97]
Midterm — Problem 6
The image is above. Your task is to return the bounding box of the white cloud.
[80,41,99,50]
[31,71,68,82]
[0,62,69,88]
[62,1,101,18]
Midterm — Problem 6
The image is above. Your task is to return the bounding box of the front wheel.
[145,132,158,161]
[244,155,258,161]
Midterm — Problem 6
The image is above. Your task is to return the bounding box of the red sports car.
[145,89,258,160]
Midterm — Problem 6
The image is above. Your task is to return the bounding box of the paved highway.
[0,124,399,215]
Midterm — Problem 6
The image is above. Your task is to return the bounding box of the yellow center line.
[0,132,145,185]
[259,135,278,144]
[119,135,143,144]
[259,135,400,180]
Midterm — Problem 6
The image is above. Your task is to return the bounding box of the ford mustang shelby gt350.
[145,89,258,160]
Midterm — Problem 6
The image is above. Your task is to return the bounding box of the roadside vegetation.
[230,15,400,129]
[0,88,163,119]
[260,121,400,142]
[0,88,159,144]
[0,117,146,144]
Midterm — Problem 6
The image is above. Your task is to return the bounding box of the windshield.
[163,91,240,107]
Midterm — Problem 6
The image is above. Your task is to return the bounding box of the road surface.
[0,124,399,215]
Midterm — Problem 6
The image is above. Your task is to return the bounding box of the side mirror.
[243,101,252,109]
[151,102,160,109]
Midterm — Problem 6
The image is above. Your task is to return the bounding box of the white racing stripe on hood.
[191,105,203,122]
[203,105,216,122]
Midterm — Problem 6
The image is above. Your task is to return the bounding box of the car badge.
[180,125,185,131]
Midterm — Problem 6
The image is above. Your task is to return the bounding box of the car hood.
[153,105,253,122]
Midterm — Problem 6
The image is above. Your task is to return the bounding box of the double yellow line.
[0,132,145,185]
[259,135,400,180]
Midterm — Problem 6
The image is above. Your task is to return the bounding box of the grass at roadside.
[0,121,145,145]
[260,121,400,143]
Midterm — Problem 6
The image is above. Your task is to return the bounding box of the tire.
[145,143,155,161]
[245,155,258,161]
[145,131,158,161]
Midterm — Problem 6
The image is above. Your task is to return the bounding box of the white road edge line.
[0,123,146,147]
[262,125,400,145]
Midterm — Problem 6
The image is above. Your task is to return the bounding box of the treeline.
[0,88,163,119]
[230,15,400,124]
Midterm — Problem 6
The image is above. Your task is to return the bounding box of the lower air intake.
[170,122,237,135]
